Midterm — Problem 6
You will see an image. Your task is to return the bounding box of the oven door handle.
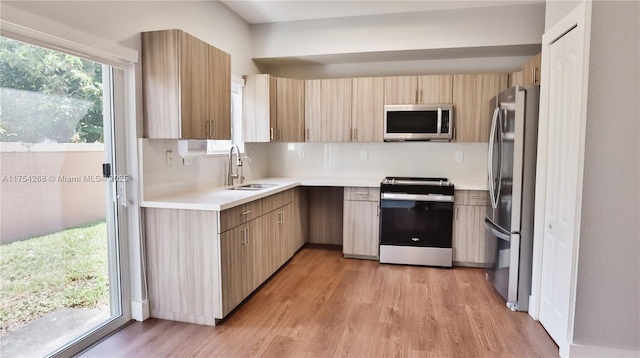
[381,193,454,202]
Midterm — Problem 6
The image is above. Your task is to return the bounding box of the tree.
[0,37,103,143]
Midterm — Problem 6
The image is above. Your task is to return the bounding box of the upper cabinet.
[509,71,525,87]
[453,73,508,142]
[243,74,305,142]
[142,29,230,140]
[384,75,452,104]
[305,78,352,142]
[351,77,384,142]
[522,52,542,86]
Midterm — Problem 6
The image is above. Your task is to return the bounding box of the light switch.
[455,151,464,162]
[360,150,368,161]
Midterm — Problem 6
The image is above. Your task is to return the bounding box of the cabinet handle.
[281,210,285,225]
[241,210,252,216]
[349,128,353,141]
[270,127,274,140]
[209,119,214,138]
[277,211,282,225]
[455,207,458,221]
[355,192,368,195]
[420,90,423,103]
[205,121,211,139]
[533,67,538,84]
[245,227,249,244]
[377,204,380,217]
[415,89,419,104]
[305,128,309,140]
[241,227,247,245]
[354,128,357,141]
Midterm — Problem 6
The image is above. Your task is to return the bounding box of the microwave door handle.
[437,107,442,135]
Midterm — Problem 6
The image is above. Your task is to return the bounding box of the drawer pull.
[241,210,252,216]
[355,192,369,195]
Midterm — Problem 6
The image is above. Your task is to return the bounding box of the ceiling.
[220,0,545,25]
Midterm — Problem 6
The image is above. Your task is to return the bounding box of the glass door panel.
[0,37,125,357]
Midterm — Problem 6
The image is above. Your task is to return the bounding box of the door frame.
[529,1,592,356]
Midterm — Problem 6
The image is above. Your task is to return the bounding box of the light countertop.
[141,176,486,211]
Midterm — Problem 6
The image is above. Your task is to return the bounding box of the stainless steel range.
[379,177,455,267]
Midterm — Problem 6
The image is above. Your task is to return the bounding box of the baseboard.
[131,299,150,321]
[569,343,640,357]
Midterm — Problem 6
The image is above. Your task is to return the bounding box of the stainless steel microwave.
[383,104,454,141]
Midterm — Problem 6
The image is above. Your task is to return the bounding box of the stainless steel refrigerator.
[485,85,539,312]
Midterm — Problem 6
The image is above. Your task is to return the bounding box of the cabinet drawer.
[220,201,262,232]
[261,189,294,214]
[344,187,380,201]
[454,190,490,206]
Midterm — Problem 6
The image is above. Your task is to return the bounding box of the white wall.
[252,3,545,59]
[544,0,582,31]
[573,1,640,350]
[249,142,488,188]
[1,1,258,77]
[266,56,534,79]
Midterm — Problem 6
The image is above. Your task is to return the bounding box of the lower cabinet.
[452,190,491,266]
[145,188,307,326]
[342,187,380,260]
[220,221,256,317]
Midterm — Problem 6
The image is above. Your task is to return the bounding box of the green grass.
[0,220,109,335]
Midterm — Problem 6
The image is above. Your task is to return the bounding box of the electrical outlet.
[298,149,305,159]
[360,150,368,161]
[183,157,200,166]
[455,151,464,162]
[166,150,174,167]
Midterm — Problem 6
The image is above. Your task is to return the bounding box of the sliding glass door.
[0,36,130,357]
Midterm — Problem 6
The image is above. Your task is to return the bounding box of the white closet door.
[539,24,584,347]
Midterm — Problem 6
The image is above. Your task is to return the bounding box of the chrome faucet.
[239,156,252,184]
[227,144,241,186]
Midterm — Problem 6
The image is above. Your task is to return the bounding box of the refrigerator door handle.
[488,107,500,209]
[495,108,504,204]
[485,218,511,242]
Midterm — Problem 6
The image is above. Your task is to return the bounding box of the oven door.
[379,193,454,247]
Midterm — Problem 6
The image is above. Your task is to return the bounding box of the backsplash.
[246,142,488,185]
[141,139,488,199]
[140,139,269,199]
[246,142,487,184]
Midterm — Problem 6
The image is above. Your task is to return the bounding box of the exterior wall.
[573,1,640,350]
[1,144,106,243]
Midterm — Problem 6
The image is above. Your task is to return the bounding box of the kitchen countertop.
[141,176,486,211]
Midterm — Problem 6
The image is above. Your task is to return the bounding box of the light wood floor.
[83,245,558,357]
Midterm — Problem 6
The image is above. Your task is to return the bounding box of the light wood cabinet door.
[208,45,231,139]
[523,52,542,86]
[276,78,305,142]
[417,75,453,104]
[179,31,208,139]
[384,76,419,104]
[452,73,508,142]
[452,204,489,265]
[142,29,231,140]
[243,74,275,142]
[220,223,254,316]
[351,77,384,142]
[321,78,352,142]
[343,200,380,259]
[304,79,322,142]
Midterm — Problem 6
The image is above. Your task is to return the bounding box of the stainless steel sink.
[228,183,277,191]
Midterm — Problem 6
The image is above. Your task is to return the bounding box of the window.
[205,79,244,154]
